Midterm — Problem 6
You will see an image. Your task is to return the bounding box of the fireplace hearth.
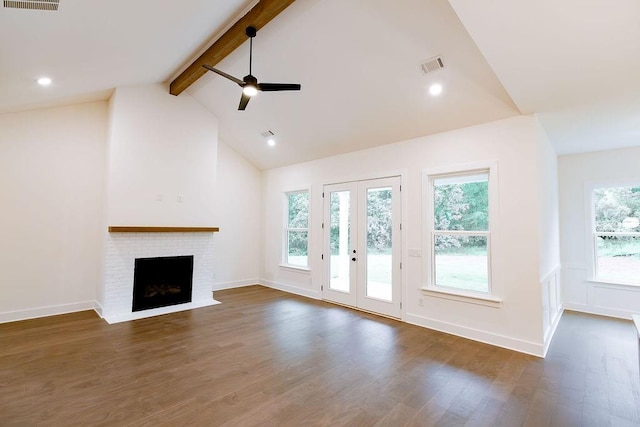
[132,255,194,312]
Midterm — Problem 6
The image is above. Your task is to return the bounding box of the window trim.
[585,180,640,287]
[421,287,502,308]
[283,188,311,269]
[422,161,499,300]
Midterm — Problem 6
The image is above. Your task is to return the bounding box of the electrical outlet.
[418,298,424,307]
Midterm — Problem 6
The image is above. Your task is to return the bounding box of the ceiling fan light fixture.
[243,85,258,97]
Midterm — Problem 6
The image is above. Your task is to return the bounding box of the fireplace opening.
[132,255,193,312]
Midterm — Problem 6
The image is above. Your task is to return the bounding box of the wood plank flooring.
[1,285,639,426]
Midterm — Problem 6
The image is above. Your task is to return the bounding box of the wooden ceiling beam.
[169,0,297,96]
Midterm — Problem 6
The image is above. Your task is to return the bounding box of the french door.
[322,177,402,318]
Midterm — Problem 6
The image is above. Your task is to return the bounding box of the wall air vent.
[3,0,59,11]
[420,56,445,74]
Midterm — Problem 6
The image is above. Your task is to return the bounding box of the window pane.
[288,192,309,228]
[594,186,640,232]
[596,235,640,284]
[287,231,308,267]
[366,187,392,301]
[434,173,488,231]
[434,235,488,292]
[329,191,350,292]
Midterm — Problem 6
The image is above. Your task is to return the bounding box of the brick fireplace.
[101,227,220,323]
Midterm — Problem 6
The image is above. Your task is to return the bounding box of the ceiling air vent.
[3,0,59,11]
[420,56,445,74]
[260,130,275,138]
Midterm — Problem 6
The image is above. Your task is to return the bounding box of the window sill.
[279,264,311,273]
[587,279,640,289]
[421,287,503,308]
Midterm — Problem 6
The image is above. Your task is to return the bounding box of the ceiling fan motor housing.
[243,75,258,86]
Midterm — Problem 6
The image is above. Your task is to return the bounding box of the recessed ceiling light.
[267,138,276,147]
[429,83,443,96]
[37,77,52,86]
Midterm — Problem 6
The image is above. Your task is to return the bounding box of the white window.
[425,167,495,295]
[284,190,309,268]
[591,185,640,285]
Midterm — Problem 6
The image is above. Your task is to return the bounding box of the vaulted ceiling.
[1,0,638,169]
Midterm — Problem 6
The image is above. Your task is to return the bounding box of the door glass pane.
[366,187,392,301]
[596,235,640,284]
[434,235,488,292]
[329,191,350,292]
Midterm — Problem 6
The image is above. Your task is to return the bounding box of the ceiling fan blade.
[257,83,301,92]
[238,93,251,110]
[202,64,244,86]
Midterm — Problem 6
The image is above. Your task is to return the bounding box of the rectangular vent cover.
[260,130,275,138]
[3,0,59,11]
[420,56,445,74]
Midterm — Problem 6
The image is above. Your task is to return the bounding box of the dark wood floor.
[1,286,639,426]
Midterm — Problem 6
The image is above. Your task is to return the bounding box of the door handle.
[352,257,357,262]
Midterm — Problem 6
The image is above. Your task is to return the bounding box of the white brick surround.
[102,232,219,323]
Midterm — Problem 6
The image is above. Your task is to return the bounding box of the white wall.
[212,141,262,289]
[537,121,561,279]
[106,84,218,226]
[102,84,219,310]
[0,102,108,322]
[535,117,563,351]
[261,115,551,355]
[559,146,640,318]
[105,84,263,305]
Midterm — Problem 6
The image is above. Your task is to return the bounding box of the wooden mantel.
[108,226,219,233]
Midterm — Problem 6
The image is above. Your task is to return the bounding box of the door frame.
[320,176,407,320]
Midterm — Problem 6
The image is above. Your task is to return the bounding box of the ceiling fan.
[202,26,301,111]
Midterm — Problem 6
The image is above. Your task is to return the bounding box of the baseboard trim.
[0,301,98,324]
[405,312,544,357]
[260,280,322,300]
[563,302,634,320]
[93,300,104,318]
[543,305,564,357]
[212,279,259,291]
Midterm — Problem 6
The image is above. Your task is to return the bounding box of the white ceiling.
[1,0,638,169]
[447,0,640,155]
[0,0,254,112]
